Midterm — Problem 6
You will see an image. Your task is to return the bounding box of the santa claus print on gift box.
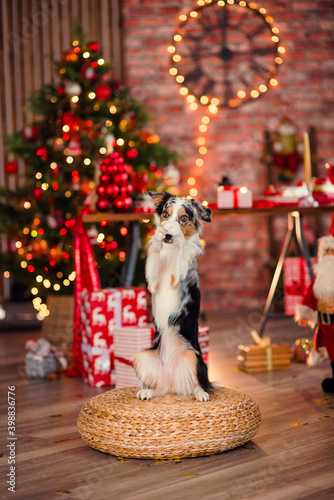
[295,235,334,393]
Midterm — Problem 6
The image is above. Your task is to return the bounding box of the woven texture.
[77,387,261,459]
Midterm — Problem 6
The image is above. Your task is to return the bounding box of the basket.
[77,386,261,459]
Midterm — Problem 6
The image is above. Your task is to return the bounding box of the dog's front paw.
[162,220,181,236]
[194,388,210,402]
[137,389,156,400]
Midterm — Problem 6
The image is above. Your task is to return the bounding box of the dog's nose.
[164,234,173,243]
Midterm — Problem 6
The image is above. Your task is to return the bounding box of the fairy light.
[21,261,27,269]
[176,75,185,83]
[71,96,79,103]
[270,78,278,86]
[189,102,198,110]
[88,92,96,99]
[4,271,10,278]
[173,54,181,62]
[259,84,268,92]
[66,156,74,164]
[116,138,124,146]
[97,58,105,65]
[199,124,207,133]
[99,147,107,154]
[167,45,176,53]
[109,105,117,114]
[31,287,38,295]
[179,14,187,21]
[84,158,91,165]
[41,183,49,190]
[199,146,207,155]
[83,51,90,58]
[15,241,22,248]
[63,279,70,286]
[36,275,43,282]
[169,68,178,75]
[180,87,188,95]
[278,46,285,54]
[54,284,60,291]
[200,96,209,105]
[237,90,246,98]
[36,172,42,179]
[187,177,196,186]
[195,158,204,167]
[189,188,198,197]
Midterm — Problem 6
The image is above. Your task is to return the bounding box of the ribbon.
[68,216,101,377]
[250,330,273,371]
[114,356,134,367]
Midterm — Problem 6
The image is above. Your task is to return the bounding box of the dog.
[133,191,214,402]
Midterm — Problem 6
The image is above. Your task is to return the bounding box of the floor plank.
[0,309,333,499]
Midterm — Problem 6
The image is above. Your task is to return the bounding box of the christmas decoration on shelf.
[168,0,284,198]
[295,235,334,393]
[0,28,177,312]
[272,118,302,183]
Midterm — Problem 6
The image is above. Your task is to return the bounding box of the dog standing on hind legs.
[134,191,215,402]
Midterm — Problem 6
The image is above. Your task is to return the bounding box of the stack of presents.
[79,286,209,388]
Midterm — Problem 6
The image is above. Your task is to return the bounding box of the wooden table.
[83,204,334,336]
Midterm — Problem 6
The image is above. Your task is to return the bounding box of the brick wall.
[122,0,334,309]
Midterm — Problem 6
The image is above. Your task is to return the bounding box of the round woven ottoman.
[77,386,261,459]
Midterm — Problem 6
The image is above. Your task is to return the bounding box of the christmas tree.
[0,31,177,317]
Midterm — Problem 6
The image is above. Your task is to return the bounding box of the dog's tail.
[196,355,216,393]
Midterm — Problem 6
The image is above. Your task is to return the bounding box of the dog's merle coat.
[134,191,214,402]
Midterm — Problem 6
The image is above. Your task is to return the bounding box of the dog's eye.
[162,212,169,219]
[180,215,188,223]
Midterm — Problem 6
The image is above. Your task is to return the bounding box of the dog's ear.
[147,191,173,213]
[190,199,212,223]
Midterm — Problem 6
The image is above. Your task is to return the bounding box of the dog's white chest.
[152,245,180,331]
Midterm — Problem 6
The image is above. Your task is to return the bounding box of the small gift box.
[283,257,317,316]
[25,339,67,378]
[237,330,291,373]
[113,326,154,388]
[217,186,252,209]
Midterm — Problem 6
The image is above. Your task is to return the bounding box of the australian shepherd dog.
[134,191,214,402]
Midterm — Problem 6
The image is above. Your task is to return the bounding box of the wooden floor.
[1,308,334,500]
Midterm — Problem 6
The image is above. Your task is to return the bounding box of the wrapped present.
[217,186,252,209]
[25,339,67,379]
[80,287,147,387]
[81,344,115,388]
[293,338,314,363]
[120,288,147,327]
[198,326,209,364]
[237,330,291,373]
[113,326,154,388]
[283,257,317,316]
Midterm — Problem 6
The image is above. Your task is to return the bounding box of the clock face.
[170,0,283,108]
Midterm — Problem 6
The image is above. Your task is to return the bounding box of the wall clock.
[169,0,284,109]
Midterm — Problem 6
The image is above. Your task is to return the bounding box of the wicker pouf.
[77,387,261,459]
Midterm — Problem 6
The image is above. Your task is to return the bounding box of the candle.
[303,132,312,185]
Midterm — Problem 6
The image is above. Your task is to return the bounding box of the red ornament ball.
[4,161,18,175]
[96,185,106,198]
[121,184,133,196]
[106,184,120,199]
[126,149,138,159]
[95,84,112,100]
[100,173,109,184]
[32,187,43,201]
[88,41,100,52]
[114,172,129,186]
[96,198,110,212]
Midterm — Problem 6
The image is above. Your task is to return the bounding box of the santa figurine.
[295,235,334,392]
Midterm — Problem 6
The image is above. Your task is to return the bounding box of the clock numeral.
[252,46,277,56]
[251,62,270,75]
[183,67,205,85]
[248,24,267,39]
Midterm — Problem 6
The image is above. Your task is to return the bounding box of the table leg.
[258,211,313,337]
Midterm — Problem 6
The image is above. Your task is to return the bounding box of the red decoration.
[126,149,138,159]
[35,147,48,160]
[81,64,97,81]
[88,41,100,52]
[57,85,65,96]
[32,187,43,201]
[96,152,134,213]
[4,161,18,175]
[95,84,112,100]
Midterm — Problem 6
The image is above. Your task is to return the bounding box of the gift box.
[237,343,291,373]
[113,326,154,388]
[81,344,115,388]
[25,339,66,379]
[80,287,147,387]
[283,257,317,316]
[198,326,209,364]
[217,186,252,209]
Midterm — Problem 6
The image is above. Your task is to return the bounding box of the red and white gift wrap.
[80,288,147,387]
[113,326,154,388]
[283,257,317,316]
[198,326,209,364]
[217,186,252,209]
